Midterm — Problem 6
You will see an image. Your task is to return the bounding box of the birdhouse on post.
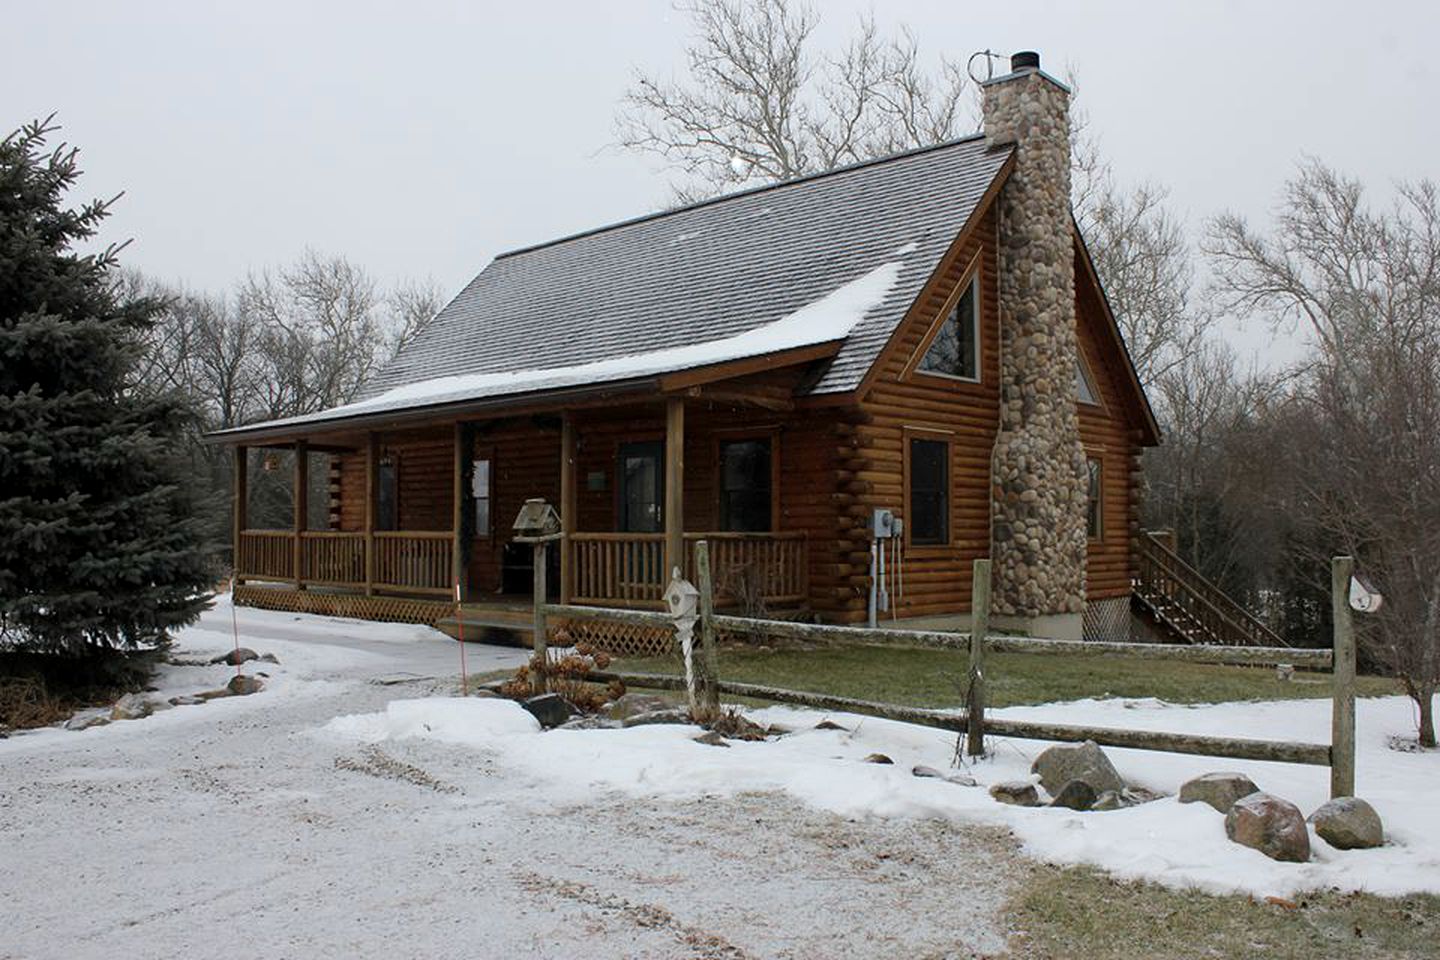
[665,570,702,716]
[512,498,562,542]
[664,572,700,620]
[512,497,564,695]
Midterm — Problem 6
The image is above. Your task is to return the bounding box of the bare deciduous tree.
[1070,98,1209,389]
[1208,161,1440,745]
[617,0,971,202]
[129,252,444,540]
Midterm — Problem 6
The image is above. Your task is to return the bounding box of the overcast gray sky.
[6,1,1437,360]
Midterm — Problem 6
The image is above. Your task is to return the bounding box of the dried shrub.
[704,706,768,741]
[0,677,69,733]
[496,647,620,715]
[721,561,773,645]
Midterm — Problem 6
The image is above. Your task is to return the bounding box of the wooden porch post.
[452,422,471,603]
[293,440,308,589]
[560,414,576,603]
[364,433,377,596]
[665,397,685,582]
[233,445,247,585]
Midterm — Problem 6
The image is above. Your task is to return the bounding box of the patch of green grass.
[616,644,1396,708]
[1007,865,1439,959]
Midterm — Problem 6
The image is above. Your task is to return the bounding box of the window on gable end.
[1076,354,1101,405]
[916,275,979,381]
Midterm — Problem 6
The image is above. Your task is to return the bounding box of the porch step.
[435,610,535,647]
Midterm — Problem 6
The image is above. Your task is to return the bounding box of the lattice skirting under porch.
[1082,596,1136,643]
[550,617,676,660]
[234,585,454,626]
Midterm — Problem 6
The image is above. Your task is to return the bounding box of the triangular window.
[916,276,979,381]
[1076,355,1100,405]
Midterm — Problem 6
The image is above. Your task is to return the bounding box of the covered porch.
[230,393,812,619]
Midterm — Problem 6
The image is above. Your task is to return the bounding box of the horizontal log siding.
[334,432,453,534]
[469,420,561,594]
[850,206,1001,623]
[1075,249,1142,601]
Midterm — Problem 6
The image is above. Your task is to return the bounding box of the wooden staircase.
[1132,532,1288,647]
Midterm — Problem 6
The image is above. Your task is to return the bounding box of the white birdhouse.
[664,576,700,619]
[1349,574,1384,614]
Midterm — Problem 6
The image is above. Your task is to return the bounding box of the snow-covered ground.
[328,691,1440,900]
[0,601,1018,959]
[3,602,1437,959]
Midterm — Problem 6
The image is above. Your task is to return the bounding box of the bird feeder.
[511,498,562,542]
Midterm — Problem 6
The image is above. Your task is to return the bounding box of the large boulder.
[621,708,691,728]
[989,781,1041,807]
[604,693,674,721]
[209,648,258,666]
[1179,772,1260,814]
[1309,797,1384,850]
[1225,792,1311,862]
[1031,740,1124,795]
[110,693,154,721]
[521,693,575,729]
[226,674,265,697]
[1049,779,1099,811]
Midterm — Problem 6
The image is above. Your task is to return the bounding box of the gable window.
[908,438,949,546]
[719,439,772,532]
[1086,457,1103,540]
[471,457,492,537]
[917,275,979,381]
[1076,356,1100,405]
[377,456,399,531]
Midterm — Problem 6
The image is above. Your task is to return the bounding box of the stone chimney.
[982,51,1089,639]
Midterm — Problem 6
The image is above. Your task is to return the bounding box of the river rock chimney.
[981,50,1089,639]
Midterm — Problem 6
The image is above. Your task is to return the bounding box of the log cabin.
[215,52,1264,650]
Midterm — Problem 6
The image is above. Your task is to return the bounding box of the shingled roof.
[216,135,1012,438]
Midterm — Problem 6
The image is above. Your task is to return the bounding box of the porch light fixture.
[261,453,280,473]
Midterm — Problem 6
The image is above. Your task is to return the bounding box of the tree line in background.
[122,253,443,548]
[620,0,1439,743]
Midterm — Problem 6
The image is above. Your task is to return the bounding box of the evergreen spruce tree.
[0,117,212,656]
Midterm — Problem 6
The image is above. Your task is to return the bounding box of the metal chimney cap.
[1011,50,1041,71]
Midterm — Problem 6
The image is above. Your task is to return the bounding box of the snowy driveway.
[0,603,1018,960]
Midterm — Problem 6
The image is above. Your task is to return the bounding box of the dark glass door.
[618,442,663,532]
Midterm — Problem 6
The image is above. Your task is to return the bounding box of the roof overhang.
[204,340,843,446]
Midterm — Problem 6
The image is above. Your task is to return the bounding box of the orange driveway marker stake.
[454,580,469,697]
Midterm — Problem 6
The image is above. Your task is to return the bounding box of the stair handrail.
[1135,532,1289,648]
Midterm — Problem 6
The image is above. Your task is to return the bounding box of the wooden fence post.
[694,540,720,723]
[532,541,548,695]
[967,558,991,758]
[1331,555,1356,798]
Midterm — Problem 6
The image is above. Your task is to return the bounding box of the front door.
[617,442,663,532]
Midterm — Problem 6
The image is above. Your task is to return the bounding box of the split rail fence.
[527,542,1359,799]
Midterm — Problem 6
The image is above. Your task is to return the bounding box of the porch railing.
[566,531,808,609]
[238,529,808,609]
[237,530,294,581]
[237,529,452,596]
[686,532,809,608]
[300,531,365,587]
[373,531,453,596]
[568,533,667,605]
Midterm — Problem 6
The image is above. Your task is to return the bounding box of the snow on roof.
[219,260,903,436]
